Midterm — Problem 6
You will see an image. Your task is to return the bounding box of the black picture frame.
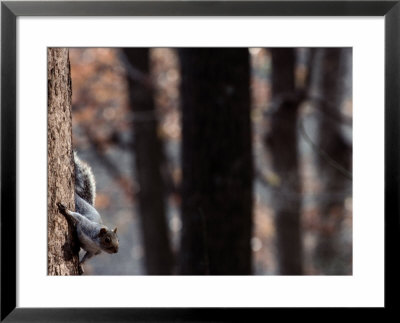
[1,1,399,321]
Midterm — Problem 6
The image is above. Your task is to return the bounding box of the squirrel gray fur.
[57,152,119,270]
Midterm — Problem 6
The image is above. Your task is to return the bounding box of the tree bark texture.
[314,48,352,274]
[265,48,303,275]
[122,48,174,275]
[47,48,80,275]
[178,48,253,275]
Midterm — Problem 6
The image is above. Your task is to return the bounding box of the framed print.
[1,0,399,321]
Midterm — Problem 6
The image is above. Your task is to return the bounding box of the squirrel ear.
[98,228,107,237]
[113,227,117,234]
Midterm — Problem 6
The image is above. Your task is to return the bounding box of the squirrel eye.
[105,237,111,243]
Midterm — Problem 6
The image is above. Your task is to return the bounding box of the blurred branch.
[255,167,351,201]
[262,90,352,181]
[264,93,352,127]
[307,95,352,126]
[298,115,352,180]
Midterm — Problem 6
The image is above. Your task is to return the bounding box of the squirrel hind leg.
[57,202,78,223]
[57,202,72,218]
[57,202,68,213]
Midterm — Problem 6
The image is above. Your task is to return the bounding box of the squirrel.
[57,152,119,272]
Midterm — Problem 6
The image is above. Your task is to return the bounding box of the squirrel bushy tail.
[74,152,96,206]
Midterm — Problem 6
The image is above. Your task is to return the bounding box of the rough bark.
[122,48,174,275]
[178,48,253,275]
[47,48,80,275]
[265,48,303,275]
[314,48,352,274]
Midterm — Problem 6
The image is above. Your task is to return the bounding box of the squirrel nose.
[113,246,118,253]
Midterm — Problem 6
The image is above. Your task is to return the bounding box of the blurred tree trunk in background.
[265,48,303,275]
[47,48,80,275]
[313,48,352,274]
[122,48,174,275]
[178,48,253,275]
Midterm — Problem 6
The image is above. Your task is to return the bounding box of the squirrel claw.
[78,265,84,275]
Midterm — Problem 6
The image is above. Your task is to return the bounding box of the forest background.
[66,47,352,275]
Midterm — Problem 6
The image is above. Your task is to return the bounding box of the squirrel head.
[98,227,119,254]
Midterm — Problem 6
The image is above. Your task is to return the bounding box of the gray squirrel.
[57,152,119,271]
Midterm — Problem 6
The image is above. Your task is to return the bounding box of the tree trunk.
[122,48,174,275]
[265,48,303,275]
[178,48,253,275]
[47,48,80,275]
[314,48,352,274]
